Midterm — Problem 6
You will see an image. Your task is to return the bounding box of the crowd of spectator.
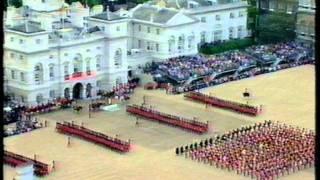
[176,120,314,179]
[149,42,312,87]
[4,104,26,125]
[147,42,313,94]
[97,82,138,101]
[245,41,311,64]
[155,51,255,82]
[3,98,72,137]
[4,116,43,137]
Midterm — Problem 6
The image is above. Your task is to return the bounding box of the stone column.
[69,63,73,77]
[82,87,87,99]
[70,89,73,99]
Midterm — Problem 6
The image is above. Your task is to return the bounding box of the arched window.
[96,55,101,71]
[85,58,91,74]
[114,49,122,68]
[96,80,102,91]
[73,61,82,77]
[168,36,175,52]
[200,31,206,43]
[116,77,122,85]
[237,26,243,38]
[188,32,195,49]
[229,27,234,39]
[34,63,43,84]
[49,64,54,80]
[178,35,185,50]
[73,55,83,74]
[214,30,222,41]
[36,94,43,104]
[49,90,55,98]
[230,12,235,19]
[64,62,69,74]
[63,62,69,80]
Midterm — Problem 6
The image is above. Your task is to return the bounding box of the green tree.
[4,0,8,10]
[257,12,296,44]
[87,0,102,7]
[8,0,22,8]
[247,6,259,40]
[136,0,149,4]
[200,38,255,55]
[65,0,102,8]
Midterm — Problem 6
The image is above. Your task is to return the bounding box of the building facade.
[4,0,249,105]
[258,0,298,13]
[295,0,315,47]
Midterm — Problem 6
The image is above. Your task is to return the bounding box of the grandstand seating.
[185,91,259,116]
[56,122,130,153]
[126,105,208,134]
[4,150,50,176]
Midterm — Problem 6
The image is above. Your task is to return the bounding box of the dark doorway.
[73,83,83,99]
[64,88,70,99]
[86,83,92,98]
[128,70,133,78]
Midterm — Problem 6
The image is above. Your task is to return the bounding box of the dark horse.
[90,102,106,112]
[73,105,83,113]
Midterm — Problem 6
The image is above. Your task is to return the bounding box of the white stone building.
[3,0,249,105]
[295,0,315,47]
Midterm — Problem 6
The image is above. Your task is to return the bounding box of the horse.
[91,102,106,112]
[73,106,83,113]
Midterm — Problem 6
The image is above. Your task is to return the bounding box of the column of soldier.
[175,120,315,179]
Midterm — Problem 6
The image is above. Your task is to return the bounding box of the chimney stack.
[106,6,110,20]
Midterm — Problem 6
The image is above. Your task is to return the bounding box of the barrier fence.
[4,150,50,176]
[184,91,259,116]
[126,104,208,134]
[56,122,130,153]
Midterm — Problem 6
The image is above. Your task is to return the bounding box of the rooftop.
[48,27,105,46]
[131,5,179,24]
[7,23,45,34]
[91,11,126,21]
[151,0,237,9]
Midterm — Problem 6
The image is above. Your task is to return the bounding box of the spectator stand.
[4,150,51,177]
[4,115,44,138]
[56,121,131,153]
[184,91,260,116]
[148,42,313,94]
[126,104,209,134]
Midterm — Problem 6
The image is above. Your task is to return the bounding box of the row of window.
[9,52,24,60]
[36,90,56,104]
[10,70,25,82]
[9,37,41,44]
[138,25,161,35]
[200,26,245,43]
[10,59,101,83]
[168,36,195,52]
[62,47,101,57]
[137,40,160,52]
[200,12,245,23]
[100,26,121,32]
[64,60,101,75]
[10,50,102,62]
